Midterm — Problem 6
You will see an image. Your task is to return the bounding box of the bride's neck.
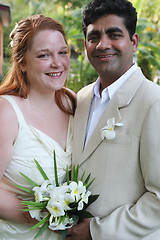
[27,91,56,112]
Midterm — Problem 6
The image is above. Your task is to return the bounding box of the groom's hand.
[65,218,92,240]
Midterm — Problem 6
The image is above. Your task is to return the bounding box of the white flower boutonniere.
[101,117,123,140]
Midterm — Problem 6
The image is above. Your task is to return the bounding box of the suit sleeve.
[90,99,160,240]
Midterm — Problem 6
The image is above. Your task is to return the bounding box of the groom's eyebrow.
[87,30,100,37]
[105,27,123,34]
[87,27,123,37]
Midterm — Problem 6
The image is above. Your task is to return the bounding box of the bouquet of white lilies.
[16,151,98,239]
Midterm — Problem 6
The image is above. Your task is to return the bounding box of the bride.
[0,14,75,239]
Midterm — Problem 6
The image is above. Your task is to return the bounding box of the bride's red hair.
[0,14,75,114]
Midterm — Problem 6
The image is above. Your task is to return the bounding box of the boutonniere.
[100,117,123,140]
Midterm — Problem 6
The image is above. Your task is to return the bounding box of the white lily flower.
[29,209,42,221]
[101,117,123,140]
[46,200,65,217]
[33,180,51,202]
[78,191,91,211]
[69,181,86,202]
[49,217,65,230]
[49,216,73,230]
[50,185,74,210]
[29,209,48,221]
[61,193,75,211]
[50,185,68,202]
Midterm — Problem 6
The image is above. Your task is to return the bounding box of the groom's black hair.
[82,0,137,40]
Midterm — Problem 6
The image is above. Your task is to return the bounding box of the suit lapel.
[116,68,145,108]
[79,93,122,165]
[74,68,145,166]
[73,84,93,161]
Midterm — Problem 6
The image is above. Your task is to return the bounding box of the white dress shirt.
[84,63,138,147]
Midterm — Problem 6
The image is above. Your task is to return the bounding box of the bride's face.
[21,29,70,93]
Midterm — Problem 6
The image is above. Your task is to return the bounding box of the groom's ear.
[132,33,139,53]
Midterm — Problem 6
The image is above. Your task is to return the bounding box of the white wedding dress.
[0,95,73,240]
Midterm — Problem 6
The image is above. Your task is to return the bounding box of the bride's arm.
[0,98,36,224]
[0,187,32,223]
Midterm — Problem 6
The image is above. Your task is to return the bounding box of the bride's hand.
[22,211,38,224]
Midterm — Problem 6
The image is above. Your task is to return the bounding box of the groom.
[67,0,160,239]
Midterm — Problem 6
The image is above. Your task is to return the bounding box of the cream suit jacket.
[72,68,160,240]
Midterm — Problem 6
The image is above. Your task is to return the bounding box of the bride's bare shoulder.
[0,96,19,142]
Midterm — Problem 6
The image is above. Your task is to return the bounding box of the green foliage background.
[1,0,160,92]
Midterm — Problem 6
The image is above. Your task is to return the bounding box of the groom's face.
[85,14,138,89]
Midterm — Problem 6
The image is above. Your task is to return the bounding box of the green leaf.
[72,214,79,224]
[53,150,59,187]
[84,173,91,186]
[21,201,47,208]
[78,210,94,219]
[19,172,39,187]
[75,165,79,183]
[69,201,78,209]
[66,165,70,185]
[14,183,34,195]
[136,24,147,33]
[20,208,30,212]
[30,214,50,230]
[86,195,99,208]
[65,212,70,223]
[21,207,43,211]
[34,221,49,239]
[80,171,86,182]
[34,159,49,180]
[58,216,64,225]
[86,177,95,190]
